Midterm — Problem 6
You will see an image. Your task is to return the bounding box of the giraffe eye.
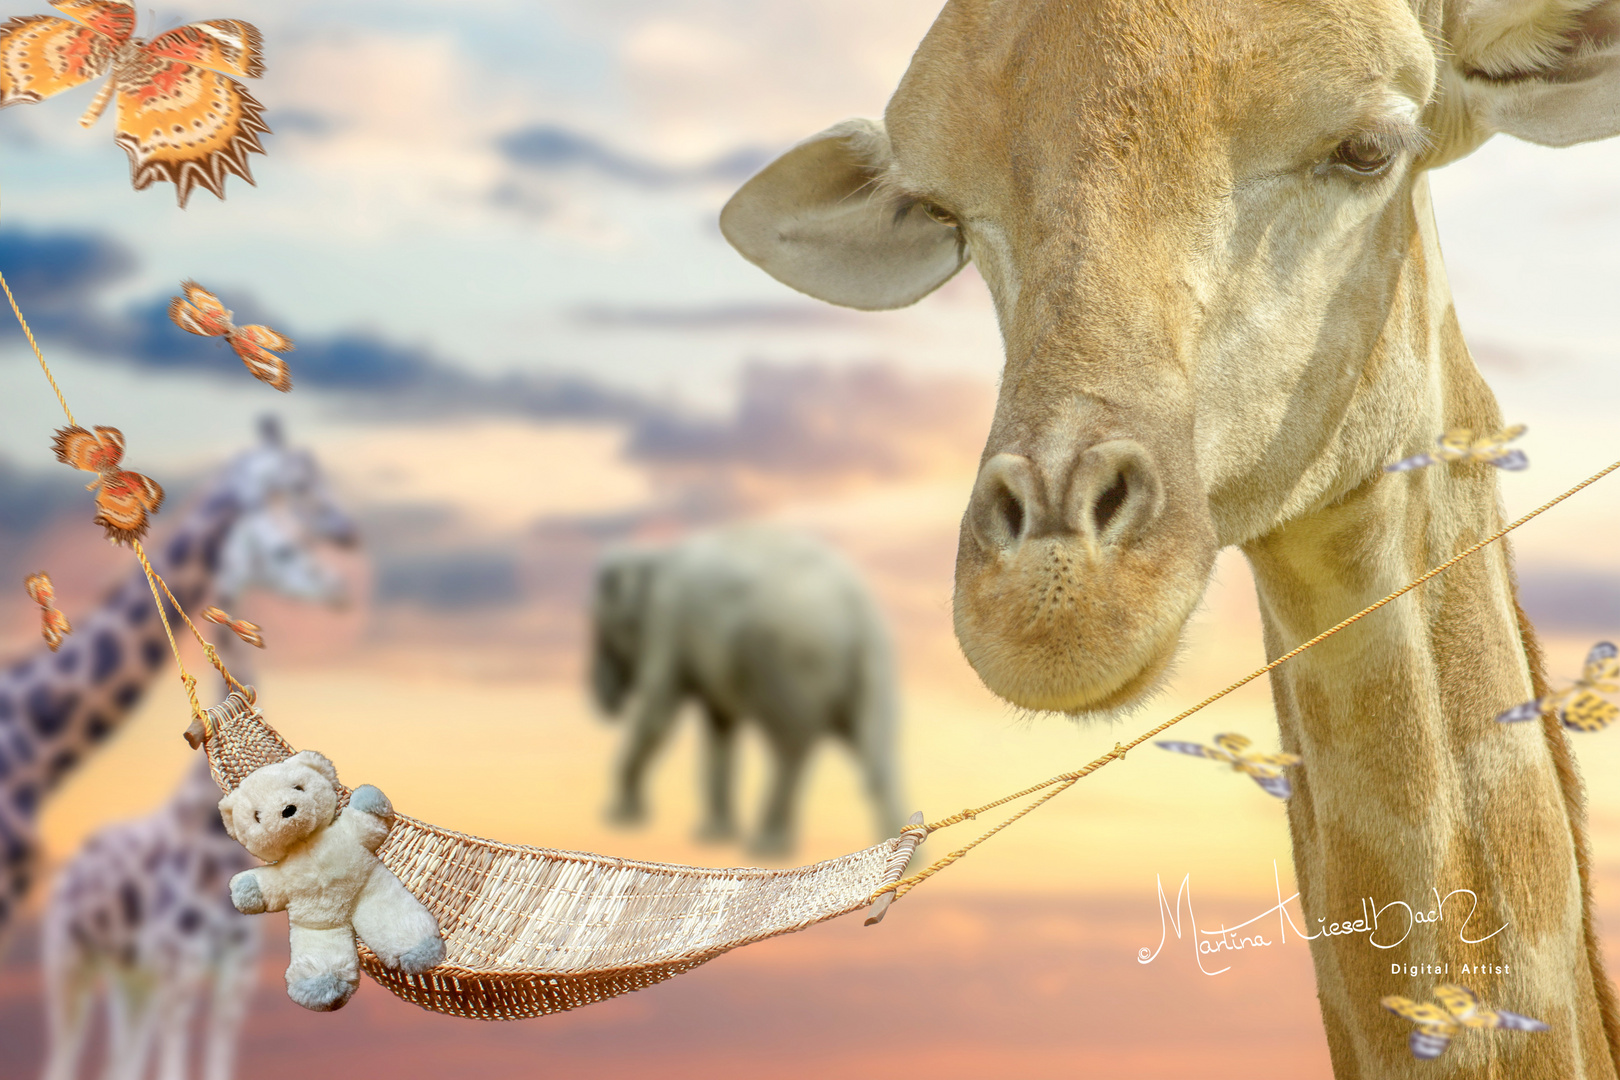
[1329,135,1394,176]
[918,201,959,228]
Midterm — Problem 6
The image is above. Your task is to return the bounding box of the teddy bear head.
[218,750,341,862]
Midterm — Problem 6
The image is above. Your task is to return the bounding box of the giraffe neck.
[1241,188,1620,1075]
[0,485,240,816]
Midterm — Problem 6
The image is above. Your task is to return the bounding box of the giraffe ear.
[217,790,241,842]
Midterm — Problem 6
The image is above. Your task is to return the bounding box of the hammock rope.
[8,196,1618,1019]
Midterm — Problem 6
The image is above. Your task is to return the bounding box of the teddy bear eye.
[253,810,261,823]
[294,784,303,791]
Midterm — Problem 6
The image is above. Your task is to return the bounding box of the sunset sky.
[3,1,1620,1077]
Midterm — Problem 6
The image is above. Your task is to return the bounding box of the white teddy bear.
[217,750,445,1011]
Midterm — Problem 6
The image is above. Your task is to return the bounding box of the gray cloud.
[496,124,769,189]
[568,301,866,331]
[1518,570,1620,635]
[375,549,524,609]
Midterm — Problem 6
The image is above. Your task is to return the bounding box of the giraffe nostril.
[281,804,297,818]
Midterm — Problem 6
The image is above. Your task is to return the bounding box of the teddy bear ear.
[217,791,240,842]
[288,750,339,788]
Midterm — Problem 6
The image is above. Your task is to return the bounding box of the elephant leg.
[752,737,813,857]
[857,741,904,840]
[696,705,739,842]
[610,682,683,826]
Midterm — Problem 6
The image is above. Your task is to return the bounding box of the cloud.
[1518,570,1620,634]
[628,361,990,478]
[375,549,524,609]
[0,225,645,416]
[497,124,768,189]
[568,302,865,331]
[0,459,80,536]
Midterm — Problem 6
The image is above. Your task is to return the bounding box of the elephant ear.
[720,118,967,311]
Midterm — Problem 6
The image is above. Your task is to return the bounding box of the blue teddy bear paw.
[229,873,265,914]
[396,935,446,974]
[349,784,393,818]
[289,973,356,1012]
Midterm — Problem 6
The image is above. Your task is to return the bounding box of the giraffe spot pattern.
[142,638,167,671]
[127,600,150,626]
[26,685,78,739]
[27,688,73,738]
[118,881,141,925]
[167,533,192,566]
[0,693,11,721]
[85,713,112,742]
[54,648,80,675]
[113,683,142,711]
[177,907,203,934]
[47,749,77,783]
[13,785,38,816]
[91,633,122,685]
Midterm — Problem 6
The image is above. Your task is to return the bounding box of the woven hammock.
[188,688,927,1021]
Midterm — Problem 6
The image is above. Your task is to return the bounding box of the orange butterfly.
[203,605,263,648]
[0,1,269,206]
[51,425,164,545]
[24,572,71,651]
[168,281,294,391]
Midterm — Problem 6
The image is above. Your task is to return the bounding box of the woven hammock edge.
[194,687,926,1020]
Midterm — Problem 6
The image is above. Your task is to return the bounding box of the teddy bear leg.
[352,867,445,974]
[285,925,360,1012]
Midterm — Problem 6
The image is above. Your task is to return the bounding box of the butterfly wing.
[92,469,163,545]
[1244,752,1303,769]
[23,571,55,607]
[1433,985,1485,1026]
[1213,733,1252,756]
[114,30,269,206]
[1156,740,1225,761]
[1382,997,1457,1059]
[1408,1030,1452,1060]
[1560,691,1619,733]
[1487,448,1529,471]
[230,618,264,649]
[1582,642,1619,684]
[168,281,233,337]
[228,324,294,391]
[1495,698,1545,724]
[1489,1008,1550,1032]
[0,3,128,108]
[142,20,262,79]
[1385,452,1437,473]
[41,608,71,651]
[1246,771,1293,799]
[1436,429,1473,460]
[51,425,124,473]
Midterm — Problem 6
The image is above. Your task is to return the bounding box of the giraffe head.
[722,0,1620,713]
[213,415,357,608]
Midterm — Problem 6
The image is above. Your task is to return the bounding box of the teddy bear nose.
[282,804,297,818]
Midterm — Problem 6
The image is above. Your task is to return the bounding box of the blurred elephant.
[591,525,902,855]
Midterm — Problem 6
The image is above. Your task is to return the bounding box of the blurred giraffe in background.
[0,417,355,956]
[35,448,354,1080]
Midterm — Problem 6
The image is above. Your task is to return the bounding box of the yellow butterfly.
[1386,424,1527,473]
[203,605,263,648]
[1155,733,1302,799]
[1496,641,1619,732]
[24,572,71,651]
[1381,984,1547,1059]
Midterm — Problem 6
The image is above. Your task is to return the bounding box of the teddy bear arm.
[231,867,290,914]
[343,786,395,853]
